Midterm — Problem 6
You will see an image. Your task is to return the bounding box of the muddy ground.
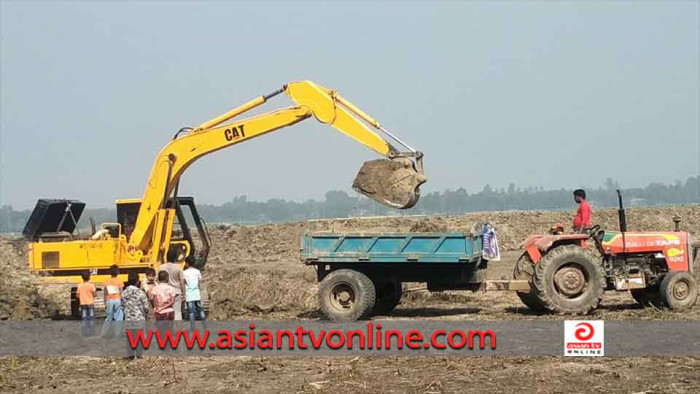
[1,205,700,393]
[2,356,700,393]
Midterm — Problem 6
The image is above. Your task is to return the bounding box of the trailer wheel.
[373,279,402,316]
[319,269,376,321]
[533,245,605,315]
[630,286,664,308]
[513,254,547,312]
[660,271,698,311]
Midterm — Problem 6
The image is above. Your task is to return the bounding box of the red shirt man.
[573,189,592,232]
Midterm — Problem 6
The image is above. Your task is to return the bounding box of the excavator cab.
[117,197,211,269]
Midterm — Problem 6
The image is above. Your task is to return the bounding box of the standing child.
[101,265,124,337]
[77,272,96,320]
[77,272,96,336]
[183,257,206,331]
[122,272,150,360]
[141,268,157,302]
[151,271,176,333]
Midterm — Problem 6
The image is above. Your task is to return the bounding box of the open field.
[3,356,700,393]
[1,205,699,393]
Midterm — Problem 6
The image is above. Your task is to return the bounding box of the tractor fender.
[522,234,590,264]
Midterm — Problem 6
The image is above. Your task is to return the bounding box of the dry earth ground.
[1,205,699,393]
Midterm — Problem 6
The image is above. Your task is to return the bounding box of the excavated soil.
[2,205,700,393]
[352,158,425,209]
[0,239,60,320]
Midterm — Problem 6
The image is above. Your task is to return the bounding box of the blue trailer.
[301,231,527,321]
[301,232,485,264]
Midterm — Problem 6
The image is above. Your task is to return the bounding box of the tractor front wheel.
[660,271,698,311]
[533,245,605,315]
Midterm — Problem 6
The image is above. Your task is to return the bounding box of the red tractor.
[514,190,698,314]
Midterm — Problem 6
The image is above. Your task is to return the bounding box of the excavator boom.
[128,81,426,259]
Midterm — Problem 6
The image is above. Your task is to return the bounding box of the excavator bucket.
[352,158,427,209]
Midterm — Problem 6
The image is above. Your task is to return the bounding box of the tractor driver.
[573,189,592,233]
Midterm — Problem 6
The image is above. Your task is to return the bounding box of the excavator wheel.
[513,254,547,312]
[352,158,426,209]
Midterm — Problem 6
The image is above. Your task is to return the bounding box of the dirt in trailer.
[1,205,700,393]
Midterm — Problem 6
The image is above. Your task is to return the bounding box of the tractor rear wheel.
[319,269,376,321]
[533,245,605,315]
[660,271,698,311]
[372,279,403,316]
[513,253,546,312]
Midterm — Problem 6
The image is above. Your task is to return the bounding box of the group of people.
[75,247,207,346]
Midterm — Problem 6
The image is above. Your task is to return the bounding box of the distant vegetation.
[1,176,698,233]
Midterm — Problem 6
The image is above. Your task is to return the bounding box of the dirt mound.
[0,238,59,320]
[206,266,317,320]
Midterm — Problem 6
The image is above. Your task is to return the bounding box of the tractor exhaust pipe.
[616,189,627,232]
[673,215,682,231]
[617,189,628,261]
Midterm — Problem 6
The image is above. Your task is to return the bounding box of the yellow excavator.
[22,80,426,316]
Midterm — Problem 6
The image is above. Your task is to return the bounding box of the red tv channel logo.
[564,321,604,357]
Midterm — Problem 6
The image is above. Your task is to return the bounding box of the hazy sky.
[1,2,698,210]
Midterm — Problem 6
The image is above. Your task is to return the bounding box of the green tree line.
[1,176,698,233]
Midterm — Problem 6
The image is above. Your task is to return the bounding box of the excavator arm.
[127,81,426,260]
